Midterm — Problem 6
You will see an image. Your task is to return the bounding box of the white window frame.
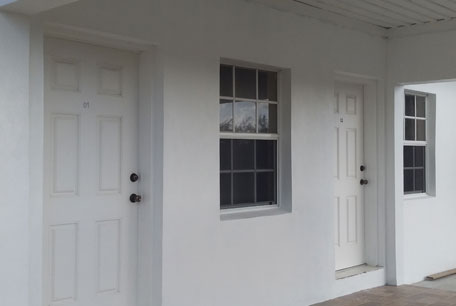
[403,91,427,195]
[219,63,281,210]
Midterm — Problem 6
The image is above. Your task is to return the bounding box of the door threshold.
[336,264,382,280]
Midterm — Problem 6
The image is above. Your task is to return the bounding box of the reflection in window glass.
[234,101,256,133]
[258,103,278,133]
[219,99,233,132]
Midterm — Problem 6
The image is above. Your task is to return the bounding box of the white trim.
[43,22,155,53]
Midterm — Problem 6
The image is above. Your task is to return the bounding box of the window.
[219,64,279,209]
[403,93,427,194]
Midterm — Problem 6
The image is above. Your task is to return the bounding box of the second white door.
[334,81,366,271]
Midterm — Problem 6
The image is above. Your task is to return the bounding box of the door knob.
[130,193,142,203]
[360,179,369,186]
[130,173,139,182]
[360,165,366,171]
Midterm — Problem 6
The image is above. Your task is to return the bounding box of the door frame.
[334,71,386,271]
[29,22,160,306]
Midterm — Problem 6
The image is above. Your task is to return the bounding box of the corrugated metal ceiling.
[293,0,456,29]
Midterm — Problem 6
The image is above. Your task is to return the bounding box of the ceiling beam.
[1,0,79,15]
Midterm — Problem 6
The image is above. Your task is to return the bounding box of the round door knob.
[360,179,369,186]
[130,193,142,203]
[360,165,366,171]
[130,173,139,182]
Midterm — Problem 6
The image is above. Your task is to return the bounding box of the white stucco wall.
[388,30,456,285]
[401,82,456,284]
[13,0,388,305]
[0,11,30,306]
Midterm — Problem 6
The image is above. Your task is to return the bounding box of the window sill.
[220,204,290,221]
[404,193,435,201]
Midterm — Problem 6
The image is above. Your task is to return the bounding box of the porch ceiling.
[252,0,456,37]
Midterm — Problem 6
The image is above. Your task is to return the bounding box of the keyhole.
[340,117,344,123]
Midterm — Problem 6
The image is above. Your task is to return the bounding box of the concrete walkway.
[313,285,456,306]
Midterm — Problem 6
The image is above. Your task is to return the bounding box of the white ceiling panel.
[252,0,456,36]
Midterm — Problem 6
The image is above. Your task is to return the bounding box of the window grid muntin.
[220,64,279,209]
[404,92,427,194]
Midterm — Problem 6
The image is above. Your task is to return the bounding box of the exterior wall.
[401,82,456,284]
[32,0,387,305]
[387,30,456,285]
[0,11,30,306]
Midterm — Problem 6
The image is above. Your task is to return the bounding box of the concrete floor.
[415,275,456,292]
[313,285,456,305]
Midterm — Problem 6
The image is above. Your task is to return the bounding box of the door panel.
[44,38,138,306]
[334,82,365,271]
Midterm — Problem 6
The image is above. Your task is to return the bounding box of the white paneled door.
[44,38,138,306]
[334,81,365,271]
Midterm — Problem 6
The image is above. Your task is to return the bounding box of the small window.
[403,93,427,194]
[219,64,279,209]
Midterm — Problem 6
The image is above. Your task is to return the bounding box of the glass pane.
[220,65,233,97]
[256,140,276,170]
[405,94,415,117]
[258,103,278,133]
[258,70,278,101]
[256,172,275,203]
[405,118,415,140]
[233,139,254,170]
[404,146,414,168]
[416,96,426,118]
[404,169,414,193]
[235,67,256,99]
[220,139,231,171]
[220,173,232,206]
[233,173,254,204]
[415,169,426,192]
[219,99,233,132]
[415,146,425,168]
[416,119,426,141]
[234,101,256,133]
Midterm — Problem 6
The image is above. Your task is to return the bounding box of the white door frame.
[334,71,386,271]
[28,22,160,306]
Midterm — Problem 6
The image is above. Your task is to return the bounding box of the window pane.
[404,169,414,193]
[415,169,426,192]
[258,103,278,133]
[235,67,256,99]
[220,173,232,206]
[416,96,426,118]
[404,146,414,168]
[257,172,275,203]
[220,65,233,97]
[233,173,254,204]
[258,70,277,101]
[415,146,425,168]
[220,139,231,171]
[405,94,415,117]
[233,139,254,170]
[219,99,233,132]
[405,119,415,140]
[234,101,256,133]
[416,119,426,141]
[256,140,276,170]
